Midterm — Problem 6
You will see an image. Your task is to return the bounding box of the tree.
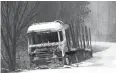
[1,1,40,71]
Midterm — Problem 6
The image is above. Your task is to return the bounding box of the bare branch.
[16,2,40,41]
[16,2,28,30]
[1,51,9,67]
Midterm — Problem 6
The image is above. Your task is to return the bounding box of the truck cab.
[27,20,69,68]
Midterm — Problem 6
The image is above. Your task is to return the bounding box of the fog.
[89,1,116,42]
[36,1,116,42]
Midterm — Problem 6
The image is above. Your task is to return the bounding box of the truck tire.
[64,55,70,65]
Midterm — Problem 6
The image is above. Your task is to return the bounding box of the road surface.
[78,42,116,67]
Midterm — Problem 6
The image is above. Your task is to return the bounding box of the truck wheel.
[64,55,70,65]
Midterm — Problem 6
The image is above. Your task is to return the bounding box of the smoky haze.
[89,1,116,42]
[35,1,116,42]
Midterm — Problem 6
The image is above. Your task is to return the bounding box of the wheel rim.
[65,57,69,65]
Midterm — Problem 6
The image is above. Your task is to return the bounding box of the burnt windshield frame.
[30,32,59,44]
[28,30,63,45]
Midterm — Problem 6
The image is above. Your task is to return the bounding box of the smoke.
[88,1,116,42]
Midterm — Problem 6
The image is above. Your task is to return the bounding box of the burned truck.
[27,20,92,68]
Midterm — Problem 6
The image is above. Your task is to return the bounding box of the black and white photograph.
[1,1,116,73]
